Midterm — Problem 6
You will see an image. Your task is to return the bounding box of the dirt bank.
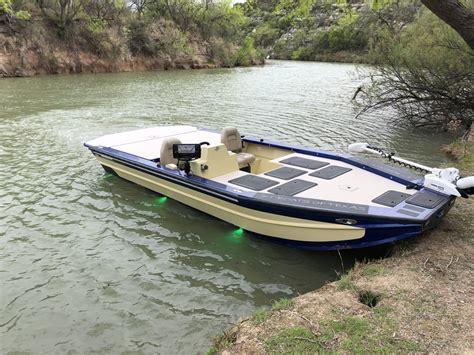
[210,144,474,354]
[0,17,261,78]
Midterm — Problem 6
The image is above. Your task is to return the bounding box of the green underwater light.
[233,228,244,236]
[157,196,168,204]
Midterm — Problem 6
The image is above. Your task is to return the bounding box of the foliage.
[358,6,474,134]
[1,0,30,20]
[127,19,159,56]
[234,36,260,66]
[0,0,14,16]
[15,9,30,20]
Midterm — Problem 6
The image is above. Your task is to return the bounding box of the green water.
[0,60,455,353]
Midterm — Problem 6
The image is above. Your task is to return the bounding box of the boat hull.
[91,151,454,250]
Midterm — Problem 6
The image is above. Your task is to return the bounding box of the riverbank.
[0,15,263,78]
[210,143,474,354]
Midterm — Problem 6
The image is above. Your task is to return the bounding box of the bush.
[209,37,237,67]
[234,36,260,66]
[15,9,30,20]
[359,7,474,134]
[251,22,280,48]
[0,0,13,16]
[127,20,159,56]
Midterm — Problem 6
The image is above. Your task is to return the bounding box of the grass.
[361,264,387,278]
[320,309,419,353]
[264,308,419,354]
[251,310,270,324]
[271,297,294,311]
[336,274,358,291]
[265,327,324,352]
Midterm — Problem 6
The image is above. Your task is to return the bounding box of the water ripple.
[0,60,455,353]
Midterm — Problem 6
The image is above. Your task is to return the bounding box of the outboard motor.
[348,142,474,198]
[457,176,474,196]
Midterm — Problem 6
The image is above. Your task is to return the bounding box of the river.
[0,60,455,353]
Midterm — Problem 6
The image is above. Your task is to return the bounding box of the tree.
[357,3,474,138]
[420,0,474,50]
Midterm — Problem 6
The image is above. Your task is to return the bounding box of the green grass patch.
[263,310,420,354]
[336,274,358,291]
[361,264,387,278]
[265,327,324,353]
[320,313,419,353]
[251,309,269,324]
[271,297,294,311]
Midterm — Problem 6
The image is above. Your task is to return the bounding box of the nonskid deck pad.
[405,191,444,209]
[309,165,352,180]
[268,179,317,196]
[372,190,411,207]
[264,167,307,180]
[279,157,330,170]
[228,175,279,191]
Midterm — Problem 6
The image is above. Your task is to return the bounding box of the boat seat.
[160,137,182,166]
[236,152,256,166]
[221,127,255,167]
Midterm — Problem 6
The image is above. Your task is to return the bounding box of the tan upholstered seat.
[236,152,255,166]
[221,127,255,167]
[160,137,182,166]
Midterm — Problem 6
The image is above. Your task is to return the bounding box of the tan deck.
[87,126,415,207]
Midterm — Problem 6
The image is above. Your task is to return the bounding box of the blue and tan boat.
[84,126,474,250]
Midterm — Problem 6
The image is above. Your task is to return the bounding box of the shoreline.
[209,142,474,354]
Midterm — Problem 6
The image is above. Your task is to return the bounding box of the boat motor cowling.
[457,176,474,196]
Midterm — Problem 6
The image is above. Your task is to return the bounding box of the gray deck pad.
[264,167,307,180]
[228,174,279,191]
[405,191,444,209]
[309,165,352,180]
[279,156,330,170]
[372,190,411,207]
[268,179,317,196]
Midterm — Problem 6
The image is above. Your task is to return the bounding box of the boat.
[84,125,474,250]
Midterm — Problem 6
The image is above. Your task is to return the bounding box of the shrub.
[127,20,158,56]
[234,36,260,66]
[15,9,30,20]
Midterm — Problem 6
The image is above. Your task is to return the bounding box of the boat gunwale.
[84,141,453,226]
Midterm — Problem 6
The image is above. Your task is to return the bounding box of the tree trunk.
[420,0,474,50]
